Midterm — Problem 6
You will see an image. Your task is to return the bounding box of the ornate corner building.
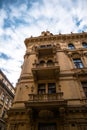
[7,31,87,130]
[0,70,15,130]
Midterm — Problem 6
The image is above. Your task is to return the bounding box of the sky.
[0,0,87,87]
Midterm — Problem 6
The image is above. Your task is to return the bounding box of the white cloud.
[0,0,87,86]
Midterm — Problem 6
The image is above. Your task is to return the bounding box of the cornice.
[24,32,87,47]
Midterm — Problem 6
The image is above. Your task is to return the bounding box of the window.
[68,43,75,49]
[38,83,56,94]
[47,60,54,66]
[5,98,9,105]
[39,60,45,66]
[82,42,87,48]
[40,44,52,48]
[38,84,46,94]
[1,94,5,101]
[48,83,56,94]
[40,45,46,48]
[73,58,83,68]
[81,82,87,97]
[47,44,52,48]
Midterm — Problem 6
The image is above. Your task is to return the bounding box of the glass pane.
[38,84,46,94]
[82,42,87,48]
[48,83,56,94]
[73,59,83,68]
[68,44,75,49]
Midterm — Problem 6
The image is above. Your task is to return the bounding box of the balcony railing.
[35,44,56,57]
[33,62,59,68]
[29,92,64,102]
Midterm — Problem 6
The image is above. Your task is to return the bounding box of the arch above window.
[82,42,87,48]
[68,43,75,49]
[71,52,81,59]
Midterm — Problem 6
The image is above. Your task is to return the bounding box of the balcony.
[32,61,60,80]
[25,92,67,110]
[29,92,63,101]
[36,44,56,57]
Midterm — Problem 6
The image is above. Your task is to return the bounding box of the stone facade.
[7,31,87,130]
[0,70,15,130]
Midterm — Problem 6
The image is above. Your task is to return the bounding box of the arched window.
[82,42,87,48]
[68,43,75,49]
[39,60,45,66]
[47,60,54,66]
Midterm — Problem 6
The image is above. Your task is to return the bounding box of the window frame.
[73,58,84,69]
[38,83,56,94]
[38,83,46,94]
[48,83,56,94]
[81,81,87,97]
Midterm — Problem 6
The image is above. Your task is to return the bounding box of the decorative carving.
[64,50,84,59]
[29,93,64,101]
[26,108,34,124]
[40,31,53,36]
[58,85,61,92]
[56,43,61,49]
[31,86,34,93]
[24,32,87,47]
[84,52,87,57]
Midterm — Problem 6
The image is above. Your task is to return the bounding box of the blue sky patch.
[0,52,11,60]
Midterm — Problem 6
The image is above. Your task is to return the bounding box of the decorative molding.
[64,49,85,58]
[24,32,87,47]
